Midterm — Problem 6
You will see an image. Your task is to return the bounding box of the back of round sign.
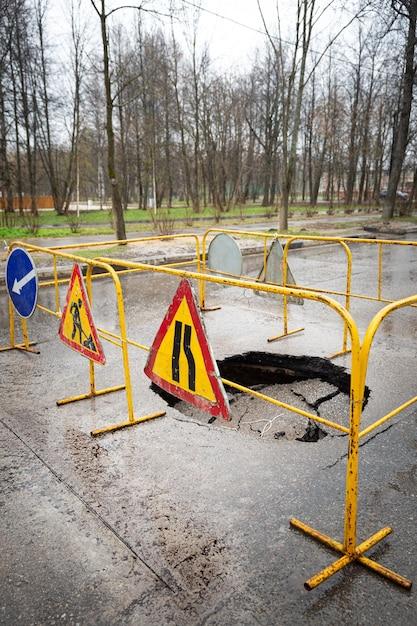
[207,233,243,277]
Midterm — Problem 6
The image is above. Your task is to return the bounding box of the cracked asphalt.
[1,234,417,625]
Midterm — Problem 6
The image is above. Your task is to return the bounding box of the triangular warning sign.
[58,264,106,365]
[144,279,230,420]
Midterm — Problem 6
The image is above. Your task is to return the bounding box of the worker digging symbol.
[70,298,97,352]
[70,298,83,343]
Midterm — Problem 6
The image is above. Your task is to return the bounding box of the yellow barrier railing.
[90,254,412,591]
[273,236,352,360]
[47,232,201,255]
[201,227,417,303]
[359,294,417,439]
[1,238,414,592]
[42,233,201,314]
[200,229,354,356]
[2,241,166,432]
[200,228,417,358]
[19,228,417,359]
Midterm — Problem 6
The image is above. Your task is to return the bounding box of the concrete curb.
[0,235,367,287]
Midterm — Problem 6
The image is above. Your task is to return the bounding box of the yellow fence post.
[8,299,14,348]
[89,262,165,436]
[377,243,383,301]
[53,255,60,313]
[0,270,38,354]
[56,260,126,408]
[267,237,305,343]
[291,299,412,590]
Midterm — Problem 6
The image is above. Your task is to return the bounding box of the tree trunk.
[345,54,361,206]
[383,1,417,219]
[96,0,126,240]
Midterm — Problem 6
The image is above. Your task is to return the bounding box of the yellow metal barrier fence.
[200,228,353,357]
[41,233,202,314]
[359,294,417,440]
[201,228,417,304]
[200,228,417,360]
[2,241,166,433]
[1,239,414,591]
[91,253,412,590]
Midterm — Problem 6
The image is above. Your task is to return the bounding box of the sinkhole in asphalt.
[151,352,370,442]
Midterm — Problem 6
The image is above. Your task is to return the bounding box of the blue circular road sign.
[5,247,38,318]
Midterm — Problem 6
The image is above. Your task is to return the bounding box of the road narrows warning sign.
[144,279,230,419]
[58,264,106,365]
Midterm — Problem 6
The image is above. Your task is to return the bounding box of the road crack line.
[321,423,394,470]
[0,417,178,595]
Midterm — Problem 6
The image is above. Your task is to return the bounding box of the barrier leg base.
[268,327,304,343]
[56,384,126,406]
[91,411,166,436]
[290,517,412,590]
[201,306,221,312]
[0,342,39,354]
[329,348,352,359]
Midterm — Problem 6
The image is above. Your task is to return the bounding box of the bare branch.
[105,4,173,19]
[89,0,101,18]
[304,2,373,86]
[257,0,278,56]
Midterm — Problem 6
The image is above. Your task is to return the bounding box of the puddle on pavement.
[151,352,370,442]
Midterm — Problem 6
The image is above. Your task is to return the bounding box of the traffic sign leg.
[56,359,125,406]
[0,343,39,353]
[56,384,126,406]
[0,300,39,354]
[90,411,166,437]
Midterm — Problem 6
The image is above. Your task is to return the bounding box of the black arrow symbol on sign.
[172,320,196,391]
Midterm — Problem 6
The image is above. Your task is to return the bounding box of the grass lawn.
[0,226,116,240]
[1,203,337,228]
[70,246,122,259]
[0,203,382,242]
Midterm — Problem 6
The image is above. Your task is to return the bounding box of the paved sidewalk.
[1,213,403,286]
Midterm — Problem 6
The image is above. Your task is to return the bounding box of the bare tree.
[258,0,317,229]
[35,0,85,215]
[383,0,417,219]
[89,0,127,239]
[0,0,17,213]
[89,0,172,239]
[12,0,39,215]
[345,32,364,206]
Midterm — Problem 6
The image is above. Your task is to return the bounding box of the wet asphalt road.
[1,236,417,625]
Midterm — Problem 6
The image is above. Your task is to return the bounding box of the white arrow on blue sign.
[5,248,39,318]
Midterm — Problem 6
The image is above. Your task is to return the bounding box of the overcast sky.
[47,0,363,73]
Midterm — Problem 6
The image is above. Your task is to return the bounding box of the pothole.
[151,352,370,442]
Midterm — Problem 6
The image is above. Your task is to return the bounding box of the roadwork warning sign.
[58,264,106,365]
[144,279,230,419]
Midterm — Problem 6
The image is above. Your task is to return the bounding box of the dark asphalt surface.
[1,233,417,625]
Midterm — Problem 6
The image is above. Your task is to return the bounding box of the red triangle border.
[58,264,106,365]
[144,279,230,420]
